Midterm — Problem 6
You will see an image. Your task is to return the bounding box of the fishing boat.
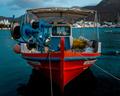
[11,7,101,91]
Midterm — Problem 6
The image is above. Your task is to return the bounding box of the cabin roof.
[27,7,95,23]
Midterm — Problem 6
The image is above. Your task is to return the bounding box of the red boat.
[11,7,101,91]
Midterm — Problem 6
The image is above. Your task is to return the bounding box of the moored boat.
[11,7,101,91]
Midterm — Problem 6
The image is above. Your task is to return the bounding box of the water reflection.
[17,68,95,96]
[17,67,120,96]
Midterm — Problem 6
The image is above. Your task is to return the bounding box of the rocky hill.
[85,0,120,22]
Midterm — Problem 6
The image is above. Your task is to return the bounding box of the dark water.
[0,30,120,96]
[0,30,31,96]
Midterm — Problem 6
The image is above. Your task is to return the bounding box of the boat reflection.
[17,66,120,96]
[17,68,96,96]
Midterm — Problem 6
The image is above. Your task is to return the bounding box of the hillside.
[85,0,120,22]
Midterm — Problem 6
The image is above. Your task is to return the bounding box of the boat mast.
[94,11,100,41]
[117,12,120,25]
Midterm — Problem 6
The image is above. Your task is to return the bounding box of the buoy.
[13,44,21,54]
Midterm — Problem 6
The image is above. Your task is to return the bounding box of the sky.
[0,0,102,17]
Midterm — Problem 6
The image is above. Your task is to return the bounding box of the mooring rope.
[94,64,120,81]
[48,53,53,96]
[79,53,120,81]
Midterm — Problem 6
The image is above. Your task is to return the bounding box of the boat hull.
[22,51,99,90]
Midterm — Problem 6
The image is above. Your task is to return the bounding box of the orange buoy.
[13,44,21,54]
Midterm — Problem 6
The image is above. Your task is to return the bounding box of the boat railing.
[20,39,101,54]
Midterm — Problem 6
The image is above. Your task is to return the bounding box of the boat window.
[51,26,71,37]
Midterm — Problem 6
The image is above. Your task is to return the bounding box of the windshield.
[51,26,71,37]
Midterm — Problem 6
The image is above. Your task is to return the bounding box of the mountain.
[1,0,120,22]
[84,0,120,22]
[97,0,120,9]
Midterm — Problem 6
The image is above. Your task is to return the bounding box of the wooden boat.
[11,7,101,91]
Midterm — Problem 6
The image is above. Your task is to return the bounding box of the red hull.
[21,38,100,90]
[22,51,99,89]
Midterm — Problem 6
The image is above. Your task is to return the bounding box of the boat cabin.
[11,7,100,54]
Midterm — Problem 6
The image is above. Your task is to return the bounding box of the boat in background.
[11,7,101,91]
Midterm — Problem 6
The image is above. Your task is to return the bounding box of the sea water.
[0,29,120,96]
[0,30,31,96]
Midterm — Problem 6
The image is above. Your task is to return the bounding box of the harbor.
[0,0,120,96]
[0,28,120,96]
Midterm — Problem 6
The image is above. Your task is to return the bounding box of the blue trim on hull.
[22,56,99,62]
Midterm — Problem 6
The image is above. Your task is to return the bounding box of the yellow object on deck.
[72,39,87,49]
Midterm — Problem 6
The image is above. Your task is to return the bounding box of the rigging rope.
[94,64,120,81]
[78,53,120,81]
[48,52,54,96]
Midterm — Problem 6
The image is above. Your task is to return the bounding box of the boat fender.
[13,44,21,54]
